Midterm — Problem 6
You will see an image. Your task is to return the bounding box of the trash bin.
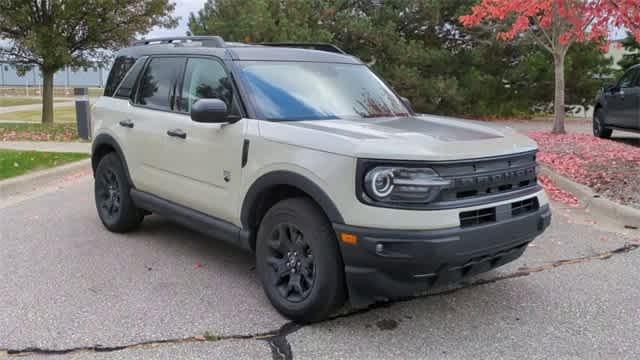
[74,87,91,140]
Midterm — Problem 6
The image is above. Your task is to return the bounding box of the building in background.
[0,62,109,88]
[606,40,634,70]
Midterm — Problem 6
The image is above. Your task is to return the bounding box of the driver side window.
[179,57,234,113]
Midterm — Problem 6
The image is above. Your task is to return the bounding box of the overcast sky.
[144,0,207,39]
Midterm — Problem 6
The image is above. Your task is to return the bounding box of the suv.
[92,36,551,322]
[593,64,640,138]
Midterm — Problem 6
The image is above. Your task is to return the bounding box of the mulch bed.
[528,131,640,209]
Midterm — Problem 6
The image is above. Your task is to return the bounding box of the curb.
[0,158,91,199]
[540,165,640,228]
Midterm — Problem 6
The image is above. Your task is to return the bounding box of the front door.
[155,56,246,223]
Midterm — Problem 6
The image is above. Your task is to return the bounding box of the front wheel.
[593,109,612,139]
[256,198,346,323]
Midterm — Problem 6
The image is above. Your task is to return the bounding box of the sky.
[144,0,207,39]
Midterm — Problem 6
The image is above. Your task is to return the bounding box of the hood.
[258,114,537,161]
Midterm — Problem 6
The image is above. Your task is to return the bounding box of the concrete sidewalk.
[0,141,90,154]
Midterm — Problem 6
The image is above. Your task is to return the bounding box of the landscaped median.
[0,149,88,180]
[528,131,640,227]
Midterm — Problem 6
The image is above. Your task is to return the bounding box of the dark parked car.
[593,64,640,138]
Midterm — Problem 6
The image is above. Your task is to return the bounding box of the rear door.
[96,56,147,186]
[127,56,187,197]
[607,68,640,128]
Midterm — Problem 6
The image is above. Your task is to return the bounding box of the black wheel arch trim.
[92,133,134,187]
[240,170,345,230]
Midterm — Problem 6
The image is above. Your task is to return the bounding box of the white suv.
[92,36,551,322]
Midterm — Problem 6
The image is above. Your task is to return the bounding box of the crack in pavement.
[3,241,638,358]
[262,322,301,360]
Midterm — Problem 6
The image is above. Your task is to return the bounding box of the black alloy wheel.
[265,223,316,303]
[97,167,122,221]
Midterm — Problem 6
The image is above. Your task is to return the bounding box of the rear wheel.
[256,198,346,323]
[94,153,144,233]
[593,109,612,139]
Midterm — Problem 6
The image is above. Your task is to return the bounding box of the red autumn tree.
[460,0,640,134]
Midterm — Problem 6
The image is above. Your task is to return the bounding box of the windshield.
[237,61,410,121]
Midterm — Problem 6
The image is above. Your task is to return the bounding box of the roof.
[227,46,361,64]
[117,37,362,65]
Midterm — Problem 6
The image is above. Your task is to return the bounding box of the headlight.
[363,166,451,204]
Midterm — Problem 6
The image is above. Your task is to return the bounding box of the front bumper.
[333,204,551,307]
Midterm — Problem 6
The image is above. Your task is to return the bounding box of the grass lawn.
[0,106,76,123]
[0,97,67,107]
[0,149,88,180]
[0,122,79,141]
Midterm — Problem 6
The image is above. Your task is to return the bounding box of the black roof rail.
[131,36,226,48]
[259,42,347,54]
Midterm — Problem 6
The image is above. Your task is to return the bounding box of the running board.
[130,189,251,251]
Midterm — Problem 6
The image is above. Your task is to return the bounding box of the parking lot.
[1,175,639,359]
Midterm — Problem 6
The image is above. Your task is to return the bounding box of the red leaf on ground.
[538,174,580,206]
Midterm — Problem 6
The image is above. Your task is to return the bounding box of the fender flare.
[240,170,345,229]
[91,133,134,187]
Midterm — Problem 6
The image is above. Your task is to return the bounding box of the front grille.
[432,152,538,203]
[460,207,496,228]
[511,197,539,216]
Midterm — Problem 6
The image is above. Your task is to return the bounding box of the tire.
[593,109,612,139]
[94,152,144,233]
[256,197,346,323]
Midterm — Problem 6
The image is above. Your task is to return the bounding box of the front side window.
[179,58,233,113]
[237,61,409,121]
[136,57,185,111]
[618,69,639,88]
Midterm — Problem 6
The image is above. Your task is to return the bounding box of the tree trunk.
[552,52,566,134]
[41,69,55,124]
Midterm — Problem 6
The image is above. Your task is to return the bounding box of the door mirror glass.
[190,99,229,123]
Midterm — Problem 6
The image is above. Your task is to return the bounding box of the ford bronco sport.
[92,36,551,322]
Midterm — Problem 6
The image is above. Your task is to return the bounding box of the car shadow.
[611,135,640,147]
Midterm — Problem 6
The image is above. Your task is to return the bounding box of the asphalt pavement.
[1,175,639,359]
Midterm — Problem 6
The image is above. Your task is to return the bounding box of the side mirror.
[400,96,414,112]
[190,99,231,123]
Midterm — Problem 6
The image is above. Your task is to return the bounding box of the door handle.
[167,128,187,139]
[119,119,134,128]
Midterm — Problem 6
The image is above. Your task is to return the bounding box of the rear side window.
[104,56,137,97]
[114,57,147,99]
[136,57,185,111]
